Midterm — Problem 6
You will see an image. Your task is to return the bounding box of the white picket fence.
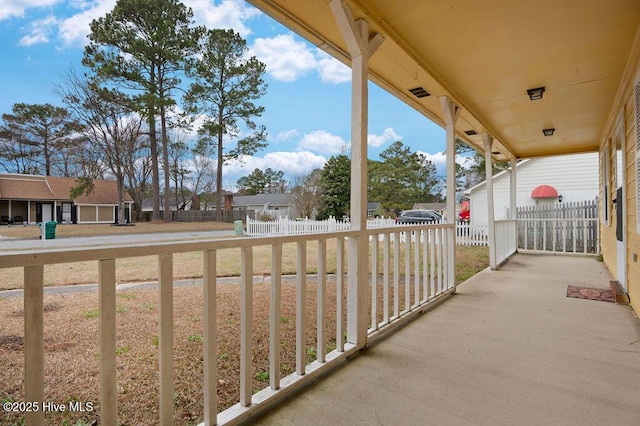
[246,216,489,246]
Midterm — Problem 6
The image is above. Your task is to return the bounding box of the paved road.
[0,229,235,251]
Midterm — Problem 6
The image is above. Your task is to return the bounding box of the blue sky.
[0,0,449,189]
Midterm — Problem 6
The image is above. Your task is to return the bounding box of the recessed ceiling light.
[464,130,477,136]
[543,128,555,136]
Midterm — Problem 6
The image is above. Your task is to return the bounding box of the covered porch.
[253,253,640,426]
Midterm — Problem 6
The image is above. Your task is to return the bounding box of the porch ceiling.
[247,0,640,161]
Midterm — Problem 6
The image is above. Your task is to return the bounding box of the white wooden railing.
[2,223,453,425]
[495,219,517,265]
[517,217,599,254]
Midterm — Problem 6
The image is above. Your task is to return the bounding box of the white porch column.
[330,0,383,347]
[482,133,497,269]
[510,158,518,249]
[440,96,460,291]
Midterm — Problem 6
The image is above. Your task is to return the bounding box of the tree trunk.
[149,116,160,221]
[117,175,126,225]
[216,128,223,222]
[160,102,171,222]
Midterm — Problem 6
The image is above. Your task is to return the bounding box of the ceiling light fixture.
[543,128,555,136]
[527,86,546,101]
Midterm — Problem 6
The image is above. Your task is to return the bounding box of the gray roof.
[232,193,294,207]
[413,203,446,211]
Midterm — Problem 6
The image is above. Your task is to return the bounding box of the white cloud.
[298,130,347,155]
[188,0,259,37]
[368,127,401,148]
[57,0,115,46]
[418,151,446,165]
[275,129,299,141]
[18,15,58,45]
[0,0,59,21]
[250,34,317,82]
[15,0,258,47]
[316,51,350,83]
[225,151,326,178]
[250,34,351,84]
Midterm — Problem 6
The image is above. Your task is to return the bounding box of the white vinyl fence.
[246,216,490,246]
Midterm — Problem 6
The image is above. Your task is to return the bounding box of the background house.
[412,202,446,216]
[0,174,133,224]
[464,153,599,225]
[231,193,298,219]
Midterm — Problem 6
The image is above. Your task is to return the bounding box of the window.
[62,203,72,223]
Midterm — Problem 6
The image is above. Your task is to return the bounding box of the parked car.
[395,209,441,224]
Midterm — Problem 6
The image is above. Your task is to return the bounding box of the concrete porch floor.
[251,254,640,426]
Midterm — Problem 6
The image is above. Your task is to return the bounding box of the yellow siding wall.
[600,53,640,314]
[624,88,640,314]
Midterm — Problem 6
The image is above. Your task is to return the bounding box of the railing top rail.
[494,219,517,224]
[0,230,360,269]
[516,217,598,222]
[364,222,453,236]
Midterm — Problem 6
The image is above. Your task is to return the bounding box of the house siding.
[600,48,640,314]
[468,154,599,225]
[625,91,639,314]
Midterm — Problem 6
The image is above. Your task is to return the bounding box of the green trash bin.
[234,220,244,236]
[45,221,57,239]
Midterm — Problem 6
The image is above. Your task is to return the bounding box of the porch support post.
[330,0,383,347]
[510,158,518,249]
[439,96,460,291]
[482,133,497,269]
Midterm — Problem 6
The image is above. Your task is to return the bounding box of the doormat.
[566,285,616,303]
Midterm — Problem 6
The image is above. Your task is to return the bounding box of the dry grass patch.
[0,281,343,426]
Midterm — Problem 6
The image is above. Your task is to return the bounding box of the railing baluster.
[99,259,117,426]
[414,230,420,307]
[317,240,326,362]
[404,233,411,313]
[393,232,400,318]
[24,265,44,426]
[240,247,253,406]
[371,235,378,330]
[296,241,307,375]
[270,244,282,389]
[438,228,444,294]
[336,237,344,352]
[430,229,435,298]
[422,230,428,302]
[383,233,390,324]
[203,250,217,425]
[158,254,174,426]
